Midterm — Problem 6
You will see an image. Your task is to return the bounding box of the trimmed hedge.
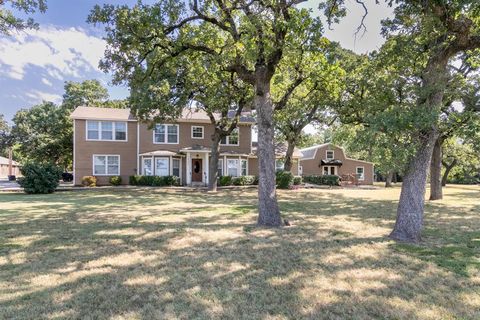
[129,175,180,186]
[109,176,122,186]
[276,170,294,189]
[218,175,257,186]
[232,175,256,186]
[82,176,97,187]
[303,174,340,186]
[18,162,62,194]
[293,176,302,185]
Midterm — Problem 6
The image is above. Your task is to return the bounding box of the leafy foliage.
[0,0,47,35]
[18,162,62,194]
[82,176,97,187]
[293,176,303,185]
[303,175,340,186]
[129,175,180,187]
[62,80,110,111]
[109,176,122,186]
[276,170,294,189]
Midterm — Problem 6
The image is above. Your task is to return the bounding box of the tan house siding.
[138,122,252,154]
[0,164,21,178]
[300,144,374,185]
[247,158,299,176]
[74,119,138,185]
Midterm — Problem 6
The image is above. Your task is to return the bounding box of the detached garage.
[0,156,21,179]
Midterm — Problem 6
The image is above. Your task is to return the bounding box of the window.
[218,159,224,177]
[356,167,365,180]
[326,150,334,160]
[227,159,238,176]
[154,124,179,144]
[143,158,153,176]
[275,159,284,172]
[93,155,119,175]
[87,121,127,141]
[220,128,239,145]
[323,166,336,175]
[191,126,204,139]
[155,158,169,176]
[241,160,247,176]
[172,158,180,177]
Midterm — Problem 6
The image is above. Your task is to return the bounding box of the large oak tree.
[89,0,328,226]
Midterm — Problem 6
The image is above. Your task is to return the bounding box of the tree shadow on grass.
[0,189,478,319]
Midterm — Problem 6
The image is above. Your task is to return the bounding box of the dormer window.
[326,150,334,160]
[221,128,239,146]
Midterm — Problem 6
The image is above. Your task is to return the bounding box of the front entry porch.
[182,146,211,187]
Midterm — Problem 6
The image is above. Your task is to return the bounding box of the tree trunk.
[385,171,394,188]
[208,131,222,192]
[283,139,296,172]
[255,67,282,227]
[390,130,438,242]
[441,159,457,187]
[429,137,443,200]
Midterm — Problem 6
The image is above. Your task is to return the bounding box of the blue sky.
[0,0,393,123]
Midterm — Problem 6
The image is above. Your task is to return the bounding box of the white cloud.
[25,90,62,104]
[0,25,106,81]
[41,78,53,86]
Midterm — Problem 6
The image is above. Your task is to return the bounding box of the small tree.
[18,162,62,194]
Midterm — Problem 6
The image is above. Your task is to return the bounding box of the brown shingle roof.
[71,106,255,124]
[70,106,136,121]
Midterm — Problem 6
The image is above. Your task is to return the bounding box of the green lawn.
[0,185,479,319]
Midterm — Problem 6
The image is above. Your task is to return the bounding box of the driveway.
[0,179,21,191]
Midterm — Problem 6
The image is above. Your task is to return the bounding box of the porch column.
[186,152,192,185]
[204,153,209,186]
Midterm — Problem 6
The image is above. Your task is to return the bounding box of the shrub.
[303,174,340,186]
[231,175,256,186]
[218,175,232,186]
[293,176,303,185]
[276,170,294,189]
[62,172,73,182]
[109,176,122,186]
[128,175,180,186]
[18,162,62,194]
[82,176,97,187]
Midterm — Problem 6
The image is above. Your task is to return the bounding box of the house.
[0,156,21,179]
[300,143,374,185]
[70,106,302,186]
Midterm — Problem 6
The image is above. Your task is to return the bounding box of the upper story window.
[87,121,127,141]
[326,150,334,160]
[154,124,179,144]
[221,128,239,146]
[191,126,204,139]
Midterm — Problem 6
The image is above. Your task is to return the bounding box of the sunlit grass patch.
[0,185,478,319]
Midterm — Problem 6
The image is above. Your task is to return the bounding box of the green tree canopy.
[0,0,47,35]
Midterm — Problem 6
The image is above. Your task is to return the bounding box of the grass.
[0,184,479,319]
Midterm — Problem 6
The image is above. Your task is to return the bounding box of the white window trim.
[241,159,248,176]
[153,124,180,145]
[92,154,120,176]
[323,166,337,176]
[275,159,284,171]
[172,157,182,179]
[142,157,153,176]
[191,125,204,139]
[218,158,224,176]
[220,128,240,146]
[227,159,239,177]
[356,166,365,181]
[86,121,128,142]
[326,150,334,160]
[154,157,170,176]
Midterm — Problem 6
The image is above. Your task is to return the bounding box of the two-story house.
[299,143,374,185]
[71,106,302,186]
